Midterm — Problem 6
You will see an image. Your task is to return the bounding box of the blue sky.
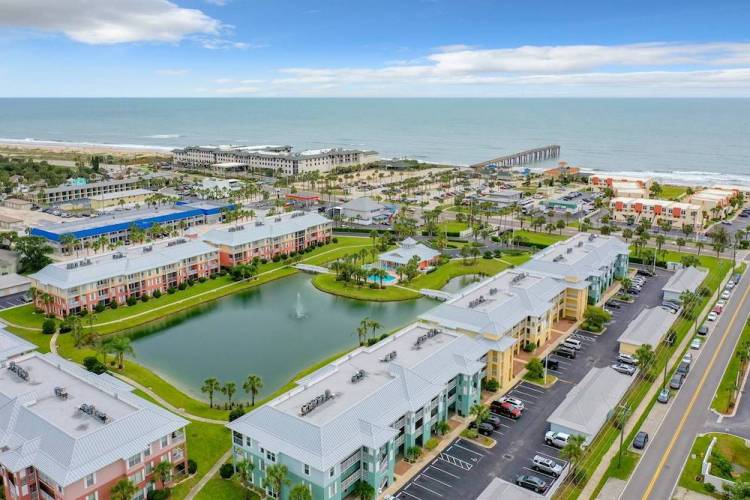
[1,0,749,96]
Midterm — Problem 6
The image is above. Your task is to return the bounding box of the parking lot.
[0,291,30,310]
[394,269,672,499]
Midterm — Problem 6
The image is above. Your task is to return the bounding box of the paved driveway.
[0,292,30,310]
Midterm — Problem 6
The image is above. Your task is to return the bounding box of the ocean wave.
[0,137,174,152]
[145,134,182,139]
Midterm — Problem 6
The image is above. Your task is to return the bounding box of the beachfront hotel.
[229,232,627,499]
[39,174,170,205]
[172,145,379,176]
[609,197,705,230]
[30,201,231,253]
[0,346,189,500]
[589,174,653,191]
[30,239,219,317]
[202,212,333,267]
[522,233,629,304]
[228,322,516,499]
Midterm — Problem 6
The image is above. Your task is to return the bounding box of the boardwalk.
[471,145,561,168]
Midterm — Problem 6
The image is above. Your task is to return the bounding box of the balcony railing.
[341,469,362,491]
[340,450,362,471]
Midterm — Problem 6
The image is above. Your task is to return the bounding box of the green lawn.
[712,321,750,414]
[436,221,469,233]
[500,252,533,266]
[513,230,567,247]
[195,477,258,500]
[312,273,422,301]
[678,433,750,497]
[171,422,232,499]
[659,184,689,201]
[605,450,641,480]
[406,258,509,290]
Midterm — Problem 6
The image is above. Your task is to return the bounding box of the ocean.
[0,98,748,185]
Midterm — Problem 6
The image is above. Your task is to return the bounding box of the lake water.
[129,273,432,401]
[441,274,483,293]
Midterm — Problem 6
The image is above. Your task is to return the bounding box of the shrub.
[369,283,378,289]
[522,341,536,353]
[59,319,72,333]
[188,459,197,475]
[199,276,207,283]
[425,437,440,451]
[141,294,150,302]
[147,489,171,500]
[493,249,502,258]
[178,282,188,291]
[461,429,478,439]
[79,309,88,317]
[483,251,493,260]
[526,358,545,379]
[405,446,422,462]
[42,319,56,335]
[290,251,297,257]
[703,483,716,493]
[711,451,734,479]
[127,296,137,306]
[379,333,388,340]
[94,303,105,313]
[110,301,118,310]
[83,356,107,374]
[332,237,339,243]
[187,279,195,286]
[483,378,500,392]
[219,463,234,479]
[366,338,379,346]
[260,258,268,264]
[153,290,162,299]
[228,407,246,422]
[168,286,177,294]
[272,255,281,263]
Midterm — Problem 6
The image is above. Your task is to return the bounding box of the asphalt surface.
[0,292,31,310]
[620,257,750,500]
[394,270,671,500]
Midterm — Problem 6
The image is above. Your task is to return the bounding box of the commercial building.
[202,212,333,267]
[3,198,33,210]
[39,174,169,205]
[30,239,219,317]
[173,145,378,176]
[0,273,31,298]
[477,189,523,208]
[30,201,230,252]
[617,306,676,355]
[89,188,155,210]
[543,164,580,179]
[0,350,189,500]
[228,322,514,499]
[589,175,653,191]
[541,199,582,215]
[377,238,440,272]
[420,268,588,359]
[546,367,633,444]
[609,197,704,231]
[662,266,708,303]
[0,214,23,231]
[339,197,393,225]
[522,233,629,303]
[688,188,735,218]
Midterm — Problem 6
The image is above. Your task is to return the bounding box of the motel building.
[589,175,653,191]
[377,238,440,273]
[687,188,736,219]
[202,212,333,268]
[609,197,704,231]
[228,322,516,500]
[0,329,189,500]
[30,239,219,317]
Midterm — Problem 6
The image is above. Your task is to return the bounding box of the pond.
[441,274,483,293]
[129,274,433,401]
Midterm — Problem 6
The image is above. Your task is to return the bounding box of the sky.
[0,0,749,97]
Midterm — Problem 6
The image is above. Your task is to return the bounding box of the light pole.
[617,403,631,468]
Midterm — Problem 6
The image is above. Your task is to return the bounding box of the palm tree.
[94,338,113,365]
[676,237,686,254]
[243,374,263,406]
[201,377,221,408]
[356,324,368,346]
[235,458,255,486]
[59,233,77,255]
[696,240,704,256]
[289,483,313,500]
[153,460,172,489]
[560,434,586,481]
[110,479,138,500]
[221,381,237,407]
[109,336,134,369]
[263,464,291,499]
[366,318,382,340]
[469,403,489,424]
[352,480,376,500]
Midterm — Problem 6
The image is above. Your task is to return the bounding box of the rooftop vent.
[142,245,153,253]
[553,255,565,262]
[511,272,528,285]
[380,351,398,362]
[112,252,126,260]
[79,259,93,267]
[228,225,245,233]
[577,241,584,247]
[7,361,29,381]
[427,328,440,338]
[255,221,264,227]
[588,234,597,241]
[566,247,573,254]
[489,287,498,295]
[65,262,79,270]
[54,386,68,399]
[274,216,282,222]
[468,295,487,308]
[299,389,334,416]
[350,370,366,384]
[167,238,187,247]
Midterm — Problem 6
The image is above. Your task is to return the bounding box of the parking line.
[398,490,423,500]
[454,441,486,456]
[410,481,443,497]
[420,473,453,488]
[429,464,459,479]
[510,390,539,399]
[522,466,558,479]
[439,453,473,471]
[518,384,545,394]
[534,451,565,462]
[542,444,562,452]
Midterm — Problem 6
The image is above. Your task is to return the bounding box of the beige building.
[3,198,32,210]
[590,175,653,191]
[610,197,704,230]
[611,181,647,198]
[688,188,735,218]
[89,188,155,210]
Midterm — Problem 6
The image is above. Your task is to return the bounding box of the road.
[620,257,750,500]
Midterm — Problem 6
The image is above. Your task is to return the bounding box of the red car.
[712,304,723,314]
[491,401,522,419]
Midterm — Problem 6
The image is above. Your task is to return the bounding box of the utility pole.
[617,403,631,468]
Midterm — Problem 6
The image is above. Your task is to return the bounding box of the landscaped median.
[712,320,750,414]
[678,432,750,497]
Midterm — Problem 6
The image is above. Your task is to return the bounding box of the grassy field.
[406,258,509,290]
[171,422,232,499]
[312,273,422,301]
[678,434,716,496]
[712,321,750,414]
[195,477,258,500]
[678,433,750,497]
[500,252,533,266]
[436,221,469,233]
[659,184,689,201]
[604,450,641,480]
[512,230,567,247]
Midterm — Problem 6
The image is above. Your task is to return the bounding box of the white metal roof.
[88,188,154,201]
[0,328,35,363]
[378,238,440,265]
[341,197,386,213]
[202,212,331,248]
[617,307,677,348]
[662,266,708,295]
[0,273,31,290]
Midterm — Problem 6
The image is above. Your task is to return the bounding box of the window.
[129,469,145,484]
[304,464,310,476]
[233,431,243,446]
[265,450,276,463]
[329,467,335,478]
[128,453,142,468]
[85,493,98,500]
[144,445,151,457]
[84,473,95,488]
[161,436,169,448]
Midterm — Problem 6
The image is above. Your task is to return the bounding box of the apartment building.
[609,197,704,230]
[30,239,219,317]
[0,350,188,500]
[30,201,230,253]
[172,145,378,176]
[688,188,736,218]
[202,212,332,267]
[610,181,647,198]
[522,233,629,303]
[420,268,588,358]
[228,322,515,499]
[589,175,653,191]
[89,188,155,210]
[40,175,169,205]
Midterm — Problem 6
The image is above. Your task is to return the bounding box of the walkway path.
[185,449,233,500]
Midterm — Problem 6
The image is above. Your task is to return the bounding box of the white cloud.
[205,0,229,5]
[0,0,221,44]
[214,86,260,95]
[199,38,265,50]
[156,68,189,76]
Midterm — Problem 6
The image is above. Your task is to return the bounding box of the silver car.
[532,455,563,477]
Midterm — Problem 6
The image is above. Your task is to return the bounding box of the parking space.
[394,269,673,499]
[0,292,30,310]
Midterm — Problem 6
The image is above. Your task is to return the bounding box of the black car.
[484,415,502,429]
[555,346,577,359]
[544,357,559,370]
[677,361,690,375]
[697,325,709,336]
[516,474,547,493]
[670,372,685,390]
[637,269,656,277]
[476,422,494,436]
[633,431,649,449]
[605,301,621,309]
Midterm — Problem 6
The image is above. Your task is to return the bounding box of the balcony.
[341,469,362,491]
[340,450,362,471]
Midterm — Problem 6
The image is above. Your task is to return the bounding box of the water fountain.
[294,292,307,319]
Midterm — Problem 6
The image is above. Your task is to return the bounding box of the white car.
[498,396,526,411]
[726,281,736,289]
[707,311,719,322]
[721,290,731,300]
[682,352,693,364]
[691,338,703,350]
[717,299,727,307]
[545,431,571,448]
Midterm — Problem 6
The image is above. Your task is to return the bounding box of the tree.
[69,316,89,347]
[201,378,221,408]
[352,480,376,500]
[556,219,566,234]
[235,458,255,486]
[649,181,662,198]
[243,374,263,406]
[622,228,633,242]
[655,234,666,255]
[15,236,53,273]
[635,344,656,379]
[723,481,750,499]
[110,479,138,500]
[676,237,686,253]
[221,381,237,407]
[153,460,172,489]
[263,464,291,499]
[42,318,56,335]
[469,403,489,424]
[560,434,586,480]
[621,277,633,291]
[366,317,382,340]
[696,241,704,256]
[708,226,730,257]
[109,336,133,369]
[583,306,612,331]
[289,483,313,500]
[59,233,78,255]
[526,358,545,379]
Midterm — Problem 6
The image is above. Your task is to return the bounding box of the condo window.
[128,453,142,468]
[304,464,310,476]
[266,450,276,463]
[329,467,335,478]
[84,473,95,488]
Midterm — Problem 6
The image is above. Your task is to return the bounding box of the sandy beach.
[0,140,171,159]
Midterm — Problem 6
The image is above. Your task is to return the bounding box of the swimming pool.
[367,273,397,284]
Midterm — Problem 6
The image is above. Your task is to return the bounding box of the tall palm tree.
[221,381,237,407]
[352,480,376,500]
[110,479,138,500]
[235,459,255,486]
[153,460,172,489]
[560,434,586,481]
[289,483,313,500]
[243,374,263,406]
[109,336,134,369]
[94,338,113,365]
[470,403,489,424]
[366,318,382,340]
[263,464,291,499]
[201,377,221,408]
